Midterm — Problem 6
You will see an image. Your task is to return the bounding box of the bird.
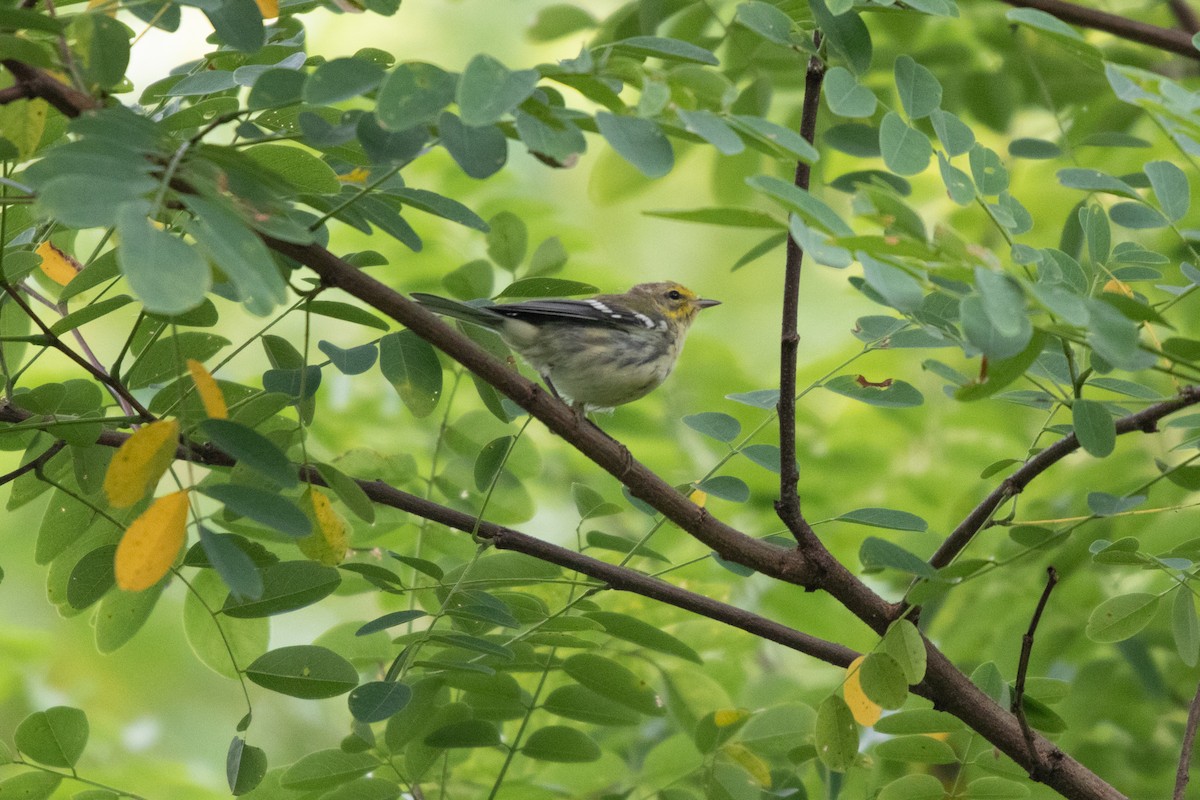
[410,281,719,413]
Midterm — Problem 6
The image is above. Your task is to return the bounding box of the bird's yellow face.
[629,281,721,326]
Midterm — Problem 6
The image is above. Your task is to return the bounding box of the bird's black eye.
[667,289,683,300]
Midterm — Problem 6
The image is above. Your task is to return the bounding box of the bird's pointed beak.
[696,298,721,309]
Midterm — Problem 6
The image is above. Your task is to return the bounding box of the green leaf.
[424,719,501,748]
[203,484,311,538]
[824,66,877,118]
[929,109,974,156]
[874,709,962,735]
[1085,593,1159,643]
[521,726,601,762]
[528,4,596,41]
[246,646,358,699]
[875,735,957,763]
[859,537,935,578]
[883,619,927,684]
[440,111,509,178]
[956,330,1046,402]
[561,653,663,716]
[960,294,1031,360]
[379,330,442,417]
[824,375,924,407]
[247,68,306,110]
[835,507,928,532]
[200,419,297,488]
[730,115,819,163]
[965,776,1030,799]
[1146,160,1190,222]
[696,475,750,503]
[726,388,779,408]
[226,737,267,795]
[356,610,427,636]
[94,580,164,653]
[608,35,718,65]
[595,113,674,178]
[1072,399,1115,458]
[221,561,340,618]
[377,62,456,130]
[315,462,375,524]
[1057,168,1138,198]
[732,1,794,45]
[49,295,134,336]
[1009,137,1061,159]
[893,55,941,119]
[860,652,908,708]
[125,332,229,389]
[485,211,527,271]
[1086,492,1144,516]
[814,695,858,771]
[1109,202,1169,230]
[348,681,413,723]
[811,0,871,74]
[585,611,701,663]
[15,707,88,768]
[197,526,263,598]
[879,112,931,176]
[457,54,539,126]
[318,341,378,376]
[543,685,640,726]
[968,145,1009,195]
[305,300,388,331]
[675,109,744,155]
[496,278,598,298]
[741,443,781,473]
[203,0,263,53]
[115,203,210,316]
[646,207,779,229]
[185,570,267,679]
[0,771,61,800]
[1174,586,1200,667]
[304,57,385,105]
[244,143,339,195]
[181,194,287,316]
[683,412,741,442]
[474,436,513,491]
[66,544,116,610]
[878,774,945,800]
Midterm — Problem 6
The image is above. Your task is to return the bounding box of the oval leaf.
[245,645,358,699]
[115,490,190,591]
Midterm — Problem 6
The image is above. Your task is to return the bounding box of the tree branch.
[0,58,1136,800]
[1175,675,1200,799]
[993,0,1200,60]
[0,402,858,669]
[1013,566,1059,777]
[777,34,824,545]
[930,386,1200,570]
[1168,0,1200,36]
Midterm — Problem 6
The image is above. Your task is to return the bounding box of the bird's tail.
[410,293,503,329]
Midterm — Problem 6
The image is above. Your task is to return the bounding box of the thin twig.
[1167,0,1200,36]
[994,0,1200,59]
[929,385,1200,570]
[1013,566,1059,778]
[0,439,64,487]
[0,58,1135,800]
[1175,677,1200,799]
[0,282,154,420]
[776,32,824,544]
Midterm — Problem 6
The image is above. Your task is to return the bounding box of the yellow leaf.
[298,487,348,565]
[36,241,80,286]
[721,743,772,788]
[187,359,228,419]
[339,167,369,183]
[255,0,278,18]
[1103,279,1133,297]
[103,419,180,508]
[691,489,708,507]
[115,490,190,591]
[844,655,882,726]
[714,708,750,728]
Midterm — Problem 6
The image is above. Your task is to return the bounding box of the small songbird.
[411,281,720,412]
